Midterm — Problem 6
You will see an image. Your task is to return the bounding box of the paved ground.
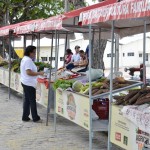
[0,86,123,150]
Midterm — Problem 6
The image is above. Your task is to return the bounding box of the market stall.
[23,0,119,126]
[79,0,150,149]
[36,1,146,150]
[0,18,58,107]
[0,14,87,118]
[0,1,146,149]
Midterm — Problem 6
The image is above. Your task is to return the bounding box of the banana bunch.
[79,82,103,95]
[11,63,20,72]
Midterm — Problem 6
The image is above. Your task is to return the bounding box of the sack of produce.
[86,68,103,81]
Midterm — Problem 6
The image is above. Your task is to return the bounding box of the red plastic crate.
[92,98,109,120]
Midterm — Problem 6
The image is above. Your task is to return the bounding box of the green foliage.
[0,0,97,25]
[0,60,51,73]
[34,62,51,71]
[53,79,75,90]
[0,0,64,25]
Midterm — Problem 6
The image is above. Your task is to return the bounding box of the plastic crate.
[92,98,109,120]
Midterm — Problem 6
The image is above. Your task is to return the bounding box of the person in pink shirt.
[65,49,73,65]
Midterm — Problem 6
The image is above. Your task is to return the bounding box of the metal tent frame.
[79,0,149,149]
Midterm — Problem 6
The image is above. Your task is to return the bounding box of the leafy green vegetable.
[34,62,51,71]
[53,80,75,90]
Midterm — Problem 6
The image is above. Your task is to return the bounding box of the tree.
[92,0,107,70]
[0,0,64,25]
[0,0,64,58]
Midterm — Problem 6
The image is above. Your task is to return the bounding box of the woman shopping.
[20,45,44,122]
[65,48,73,65]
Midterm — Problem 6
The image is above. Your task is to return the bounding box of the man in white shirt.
[66,45,81,70]
[71,45,80,63]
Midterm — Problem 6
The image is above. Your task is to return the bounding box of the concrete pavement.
[0,86,123,150]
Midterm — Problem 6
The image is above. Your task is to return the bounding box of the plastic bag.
[92,109,99,120]
[86,68,103,81]
[107,71,123,79]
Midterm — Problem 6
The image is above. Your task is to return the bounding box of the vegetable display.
[53,80,75,90]
[113,87,150,106]
[0,60,51,73]
[34,62,51,71]
[79,77,134,96]
[53,77,135,96]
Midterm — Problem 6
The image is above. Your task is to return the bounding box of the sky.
[85,0,98,5]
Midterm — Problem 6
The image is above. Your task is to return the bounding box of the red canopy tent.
[80,0,150,24]
[34,15,65,32]
[49,0,115,40]
[14,19,43,35]
[79,0,150,37]
[64,0,118,19]
[0,20,43,37]
[79,0,150,149]
[0,0,118,36]
[32,0,118,35]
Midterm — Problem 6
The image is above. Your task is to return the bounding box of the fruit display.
[72,81,83,92]
[78,77,134,96]
[113,87,150,106]
[53,76,135,96]
[0,60,51,73]
[0,61,8,68]
[11,60,21,73]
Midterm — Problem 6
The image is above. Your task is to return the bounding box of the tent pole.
[23,35,26,50]
[48,32,54,114]
[58,32,60,68]
[8,30,13,99]
[114,38,117,72]
[116,34,119,72]
[89,24,93,150]
[91,29,95,66]
[37,33,40,62]
[98,28,103,73]
[54,30,58,132]
[108,20,115,150]
[98,28,101,52]
[12,36,15,59]
[46,32,54,126]
[143,21,147,85]
[2,37,5,58]
[63,32,68,66]
[31,34,34,45]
